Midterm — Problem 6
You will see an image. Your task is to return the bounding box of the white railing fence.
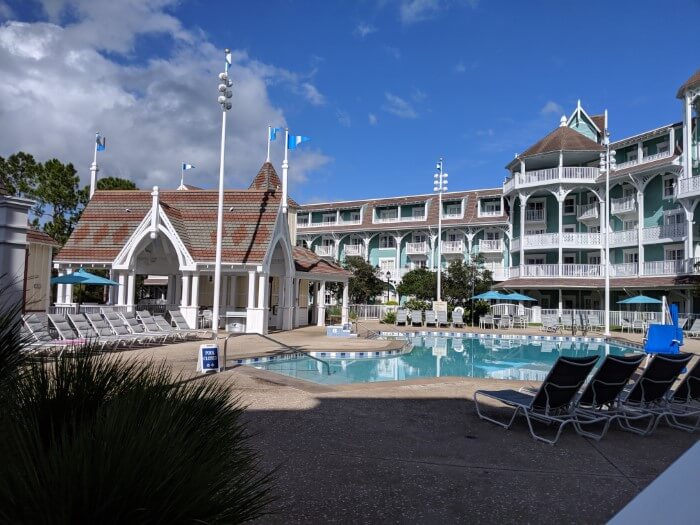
[349,304,397,320]
[48,304,132,315]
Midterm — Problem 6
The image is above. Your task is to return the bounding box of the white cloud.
[397,0,479,25]
[382,92,417,119]
[353,22,377,38]
[368,113,378,125]
[0,1,14,19]
[336,109,351,127]
[454,61,466,73]
[0,1,331,191]
[476,128,495,137]
[541,100,564,116]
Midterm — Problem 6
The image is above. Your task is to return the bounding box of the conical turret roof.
[249,162,282,192]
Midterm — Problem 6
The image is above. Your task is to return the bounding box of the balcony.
[478,208,503,218]
[510,264,603,278]
[522,232,559,249]
[610,263,638,277]
[503,166,599,193]
[298,217,362,229]
[525,209,545,222]
[315,245,334,258]
[478,239,503,253]
[441,241,464,255]
[406,242,429,256]
[576,203,599,223]
[441,210,463,220]
[642,222,686,243]
[615,150,672,171]
[374,214,426,224]
[610,196,636,218]
[677,176,700,198]
[561,232,601,247]
[609,229,638,247]
[344,244,364,258]
[643,259,686,276]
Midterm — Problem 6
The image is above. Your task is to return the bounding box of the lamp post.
[212,49,233,335]
[433,158,448,302]
[599,110,616,337]
[470,254,477,327]
[385,271,392,303]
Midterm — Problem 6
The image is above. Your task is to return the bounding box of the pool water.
[251,334,641,385]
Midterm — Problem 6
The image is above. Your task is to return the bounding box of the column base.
[316,306,326,327]
[246,308,267,335]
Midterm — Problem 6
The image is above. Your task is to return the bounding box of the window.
[563,226,576,233]
[626,149,638,163]
[325,291,333,305]
[526,228,545,235]
[412,233,426,243]
[663,175,676,199]
[322,238,334,247]
[485,230,500,240]
[379,235,396,248]
[297,214,309,225]
[481,200,501,215]
[378,208,397,220]
[350,236,363,246]
[563,254,576,264]
[588,226,601,233]
[623,186,635,198]
[657,142,670,155]
[444,203,461,216]
[526,200,545,221]
[665,245,684,261]
[322,213,335,224]
[412,206,425,218]
[378,258,395,272]
[664,210,683,225]
[349,211,361,222]
[412,260,427,269]
[563,196,576,215]
[583,296,600,310]
[446,232,460,242]
[588,254,601,265]
[623,220,638,231]
[526,255,545,265]
[623,251,639,264]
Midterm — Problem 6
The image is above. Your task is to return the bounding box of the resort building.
[54,163,350,334]
[296,70,700,313]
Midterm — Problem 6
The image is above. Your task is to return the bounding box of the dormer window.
[378,208,397,220]
[626,150,638,163]
[657,142,670,155]
[412,205,425,218]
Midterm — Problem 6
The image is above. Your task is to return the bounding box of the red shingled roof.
[56,187,283,264]
[26,229,60,246]
[292,246,351,278]
[677,69,700,98]
[519,125,604,159]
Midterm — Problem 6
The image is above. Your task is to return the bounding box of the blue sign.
[200,344,219,372]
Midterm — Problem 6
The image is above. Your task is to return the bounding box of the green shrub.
[0,300,275,523]
[382,311,397,324]
[385,300,399,306]
[403,298,431,312]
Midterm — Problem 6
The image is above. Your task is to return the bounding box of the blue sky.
[1,0,699,203]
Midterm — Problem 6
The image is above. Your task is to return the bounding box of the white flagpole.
[180,162,184,189]
[266,126,271,162]
[282,128,289,214]
[89,132,99,199]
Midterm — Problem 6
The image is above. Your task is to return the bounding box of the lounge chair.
[559,314,575,332]
[22,314,75,353]
[47,313,86,344]
[452,310,464,328]
[573,354,646,440]
[168,309,212,337]
[102,310,151,345]
[620,317,632,333]
[395,308,408,326]
[541,315,558,333]
[85,312,138,347]
[154,315,194,340]
[662,358,700,432]
[685,319,700,338]
[497,315,511,329]
[474,355,601,444]
[513,315,527,329]
[425,310,437,327]
[614,352,693,436]
[588,313,603,332]
[678,317,688,330]
[409,310,422,327]
[436,310,450,328]
[136,310,181,342]
[120,311,162,343]
[479,314,494,329]
[67,313,121,350]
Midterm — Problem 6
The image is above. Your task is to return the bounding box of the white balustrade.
[561,264,602,277]
[522,264,559,277]
[511,238,520,251]
[609,229,638,246]
[479,209,503,217]
[643,259,686,276]
[677,176,700,198]
[503,166,599,193]
[406,242,428,255]
[509,266,520,278]
[523,232,559,248]
[610,263,638,277]
[479,239,503,252]
[441,240,464,254]
[561,232,601,246]
[315,245,334,257]
[610,195,636,215]
[344,244,364,257]
[642,222,686,242]
[576,203,599,221]
[525,209,545,222]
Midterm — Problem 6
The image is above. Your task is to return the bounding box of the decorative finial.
[560,115,567,127]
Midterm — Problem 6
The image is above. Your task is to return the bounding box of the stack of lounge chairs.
[21,309,211,354]
[395,309,466,328]
[475,352,698,444]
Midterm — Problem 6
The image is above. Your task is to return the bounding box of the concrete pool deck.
[120,326,700,523]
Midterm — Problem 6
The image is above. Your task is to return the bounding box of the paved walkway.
[118,326,699,524]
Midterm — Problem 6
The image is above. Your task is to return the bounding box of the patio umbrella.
[617,295,662,305]
[502,292,537,302]
[471,291,508,300]
[52,268,119,310]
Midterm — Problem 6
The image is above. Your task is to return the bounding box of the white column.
[683,95,692,178]
[519,194,527,270]
[107,270,116,304]
[191,273,200,308]
[257,273,267,309]
[430,234,438,270]
[247,270,256,308]
[394,235,402,274]
[599,199,605,267]
[637,142,643,163]
[56,271,65,304]
[166,275,175,305]
[65,268,73,304]
[637,190,645,275]
[558,193,564,277]
[363,237,371,262]
[317,281,326,326]
[117,272,126,305]
[686,206,695,261]
[282,276,294,330]
[126,270,135,312]
[230,275,238,308]
[341,282,349,325]
[180,273,190,307]
[221,275,229,308]
[558,289,563,317]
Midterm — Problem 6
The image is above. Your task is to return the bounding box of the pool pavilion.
[53,162,351,334]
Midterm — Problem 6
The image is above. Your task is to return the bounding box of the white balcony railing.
[406,242,429,255]
[609,229,638,246]
[610,195,636,215]
[616,150,672,170]
[561,232,601,246]
[642,222,687,242]
[441,241,464,254]
[525,209,545,222]
[643,260,686,276]
[315,245,334,257]
[523,232,559,248]
[561,264,602,277]
[511,238,520,251]
[298,217,363,228]
[504,166,599,193]
[441,211,463,219]
[576,203,599,221]
[479,239,503,252]
[478,209,502,217]
[610,263,638,277]
[344,244,364,257]
[374,214,426,224]
[677,176,700,198]
[521,264,560,277]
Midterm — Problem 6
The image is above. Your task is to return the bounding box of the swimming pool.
[243,333,642,385]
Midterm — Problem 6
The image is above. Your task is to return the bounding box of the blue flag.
[269,127,282,141]
[96,133,106,151]
[287,134,311,150]
[182,163,195,170]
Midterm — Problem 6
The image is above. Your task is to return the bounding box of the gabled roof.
[566,102,602,133]
[676,69,700,98]
[590,114,606,133]
[56,188,283,264]
[518,125,604,159]
[249,162,282,191]
[292,246,352,278]
[27,229,60,247]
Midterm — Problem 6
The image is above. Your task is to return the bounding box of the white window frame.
[378,257,395,272]
[322,213,336,224]
[479,199,502,217]
[587,253,601,265]
[349,211,361,222]
[588,225,601,233]
[321,237,334,247]
[623,249,639,264]
[525,253,546,265]
[563,225,576,233]
[623,186,635,198]
[444,203,462,216]
[664,209,683,225]
[657,141,670,155]
[378,208,398,220]
[563,253,576,264]
[525,197,546,222]
[297,213,309,225]
[485,229,501,240]
[412,232,426,243]
[525,228,545,235]
[626,149,638,163]
[623,219,638,231]
[664,244,684,262]
[563,196,576,216]
[663,174,676,200]
[378,234,396,249]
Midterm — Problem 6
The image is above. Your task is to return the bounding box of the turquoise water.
[253,335,640,385]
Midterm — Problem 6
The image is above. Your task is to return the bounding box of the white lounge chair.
[452,310,464,328]
[395,309,408,326]
[436,310,449,328]
[425,311,437,327]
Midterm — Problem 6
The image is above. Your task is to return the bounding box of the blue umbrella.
[503,292,537,302]
[471,291,509,300]
[52,268,119,286]
[617,295,662,305]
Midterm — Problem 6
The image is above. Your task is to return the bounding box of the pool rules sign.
[197,343,221,373]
